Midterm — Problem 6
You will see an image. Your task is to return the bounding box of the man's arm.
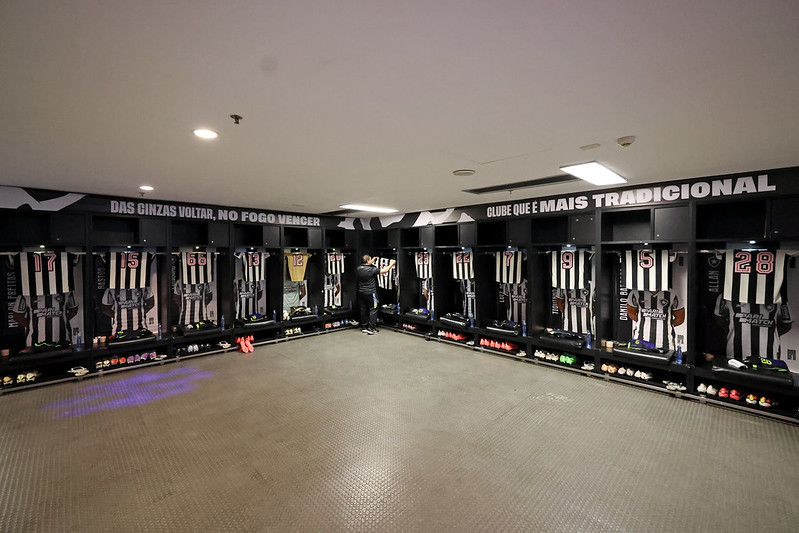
[379,259,396,274]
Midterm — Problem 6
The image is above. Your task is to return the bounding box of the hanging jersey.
[181,252,213,285]
[452,251,474,280]
[285,253,312,282]
[177,283,212,325]
[460,279,476,318]
[415,252,432,279]
[377,257,396,290]
[627,290,682,350]
[236,252,267,282]
[551,250,592,290]
[109,252,152,289]
[421,278,434,313]
[495,251,524,284]
[14,293,76,346]
[621,250,672,291]
[235,279,263,320]
[500,280,528,325]
[102,287,154,332]
[324,274,342,307]
[557,288,592,334]
[18,252,75,296]
[326,252,345,275]
[715,298,792,360]
[723,249,786,305]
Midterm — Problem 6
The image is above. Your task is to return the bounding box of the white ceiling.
[2,0,798,216]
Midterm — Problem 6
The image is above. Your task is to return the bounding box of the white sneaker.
[639,372,653,381]
[706,385,718,396]
[626,368,635,377]
[618,367,627,375]
[633,370,642,379]
[697,383,707,394]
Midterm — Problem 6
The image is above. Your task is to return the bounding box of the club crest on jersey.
[708,256,721,268]
[766,304,775,312]
[660,298,669,306]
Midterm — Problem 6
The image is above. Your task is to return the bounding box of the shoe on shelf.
[718,387,729,399]
[697,383,707,394]
[626,368,635,377]
[581,362,595,371]
[618,367,627,375]
[746,393,758,405]
[730,389,742,401]
[759,397,774,408]
[706,385,718,396]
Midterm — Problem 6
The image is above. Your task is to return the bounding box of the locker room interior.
[2,2,799,529]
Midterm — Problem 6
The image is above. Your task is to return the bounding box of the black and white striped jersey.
[14,293,77,346]
[324,274,342,307]
[17,252,75,296]
[102,287,154,332]
[550,250,592,290]
[500,280,527,325]
[495,251,524,284]
[723,249,786,305]
[557,288,593,334]
[621,250,672,291]
[377,257,397,290]
[452,251,474,280]
[235,280,263,319]
[627,290,682,350]
[182,252,214,285]
[715,297,792,360]
[460,279,476,319]
[326,252,345,276]
[415,252,432,279]
[236,252,268,282]
[109,252,152,289]
[176,282,212,325]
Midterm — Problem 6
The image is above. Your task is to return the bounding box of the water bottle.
[676,345,683,365]
[75,333,82,351]
[522,323,527,337]
[586,332,592,349]
[314,305,318,316]
[272,310,277,322]
[157,323,163,340]
[469,316,474,328]
[220,315,225,330]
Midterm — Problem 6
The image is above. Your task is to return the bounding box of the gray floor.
[1,329,798,533]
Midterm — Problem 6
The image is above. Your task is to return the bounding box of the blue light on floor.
[43,366,213,418]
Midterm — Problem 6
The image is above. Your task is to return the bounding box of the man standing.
[357,255,396,334]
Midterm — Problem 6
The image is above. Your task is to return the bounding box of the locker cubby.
[601,209,651,242]
[325,228,354,249]
[435,225,459,247]
[208,222,229,247]
[51,213,86,245]
[531,216,568,244]
[459,223,477,247]
[653,205,690,242]
[0,211,50,245]
[371,230,388,249]
[696,200,766,240]
[477,221,506,246]
[171,220,208,246]
[507,220,531,246]
[570,214,596,244]
[93,216,139,245]
[139,218,167,247]
[263,225,281,248]
[234,224,262,247]
[769,197,799,240]
[283,227,309,248]
[401,228,420,248]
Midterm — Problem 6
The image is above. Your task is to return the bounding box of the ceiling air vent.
[462,174,579,195]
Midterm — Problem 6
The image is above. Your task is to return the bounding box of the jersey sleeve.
[714,294,727,317]
[672,292,683,311]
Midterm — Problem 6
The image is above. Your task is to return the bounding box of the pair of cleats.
[402,323,418,331]
[439,330,468,342]
[286,327,302,336]
[559,354,577,365]
[236,336,254,353]
[362,328,377,335]
[479,338,519,351]
[601,363,618,374]
[743,393,775,407]
[699,384,775,408]
[632,370,654,381]
[581,361,595,371]
[533,350,558,361]
[663,381,687,391]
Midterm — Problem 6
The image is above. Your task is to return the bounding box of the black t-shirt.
[357,264,379,294]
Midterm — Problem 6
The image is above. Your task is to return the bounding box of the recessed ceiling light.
[339,204,399,214]
[452,169,476,177]
[193,129,218,139]
[139,185,154,191]
[559,161,627,185]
